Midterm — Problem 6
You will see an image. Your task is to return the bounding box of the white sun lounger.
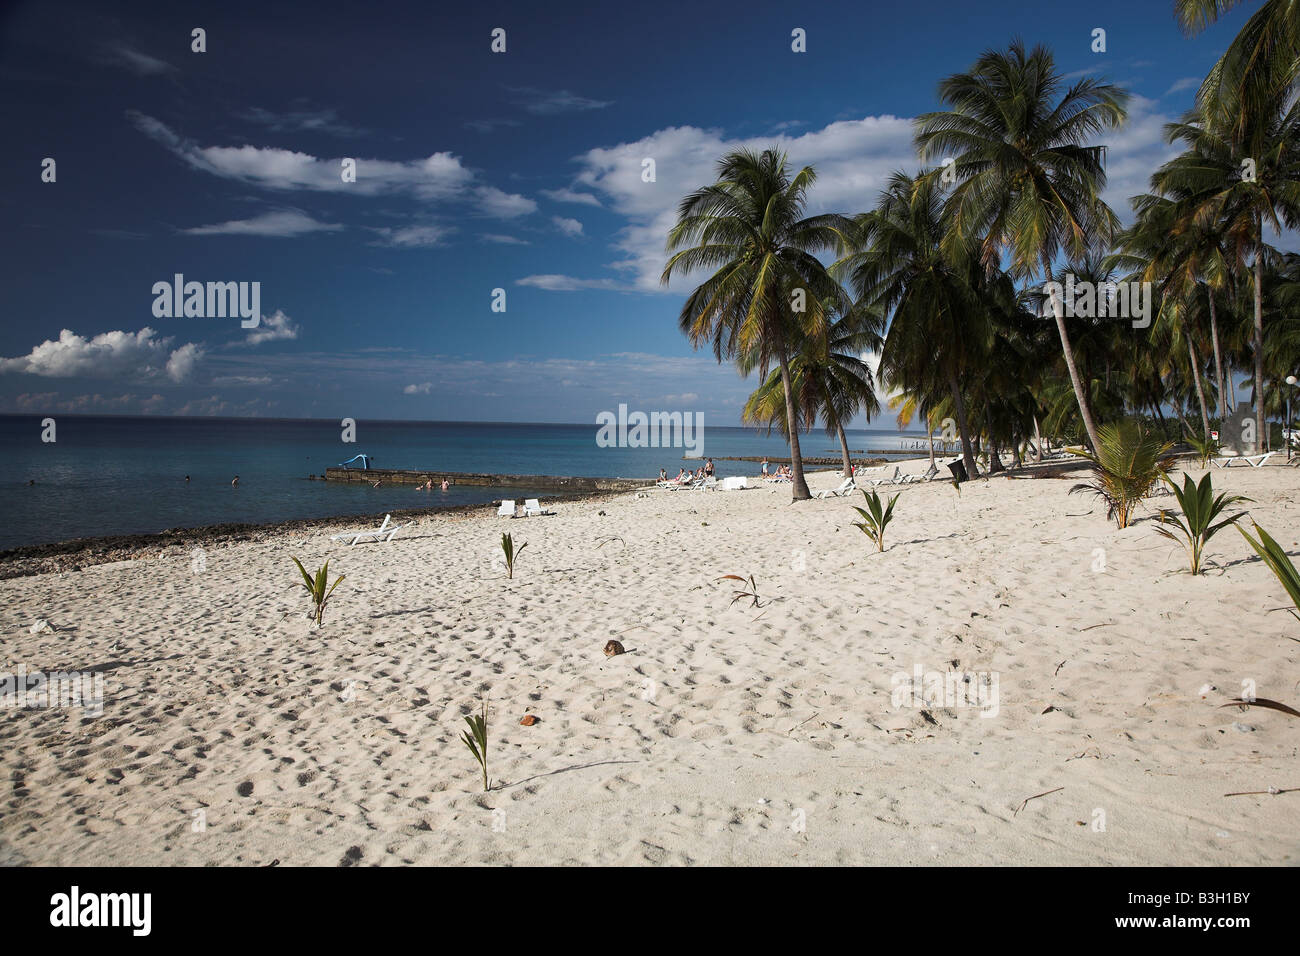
[497,499,518,517]
[330,513,408,546]
[1211,452,1275,468]
[867,466,906,487]
[813,476,857,499]
[719,476,749,491]
[522,498,554,516]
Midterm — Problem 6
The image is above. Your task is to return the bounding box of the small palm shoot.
[1238,522,1300,627]
[500,532,526,579]
[851,489,899,553]
[291,557,345,627]
[1185,432,1220,468]
[1154,473,1250,575]
[460,700,489,791]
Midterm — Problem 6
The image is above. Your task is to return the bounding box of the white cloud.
[368,224,454,247]
[481,234,529,245]
[516,275,631,292]
[553,216,583,237]
[1164,77,1201,97]
[129,112,475,199]
[0,328,202,383]
[237,309,300,347]
[540,187,602,207]
[475,187,538,218]
[102,45,175,76]
[506,87,612,115]
[403,382,433,394]
[182,209,343,237]
[239,106,366,137]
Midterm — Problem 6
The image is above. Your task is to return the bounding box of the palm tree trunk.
[947,372,978,478]
[1253,233,1267,453]
[1032,415,1043,463]
[1207,288,1227,419]
[1188,336,1211,439]
[1051,295,1102,451]
[988,438,1004,473]
[927,416,935,469]
[778,351,811,500]
[836,422,852,478]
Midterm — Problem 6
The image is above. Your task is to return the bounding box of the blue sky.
[0,0,1267,424]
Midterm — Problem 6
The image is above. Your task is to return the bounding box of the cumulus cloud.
[236,309,300,347]
[0,328,203,383]
[181,209,343,237]
[475,186,538,218]
[403,382,433,394]
[552,216,583,237]
[516,274,631,292]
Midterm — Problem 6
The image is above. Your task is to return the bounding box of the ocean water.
[0,416,931,549]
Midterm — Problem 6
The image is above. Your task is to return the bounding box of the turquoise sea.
[0,415,931,549]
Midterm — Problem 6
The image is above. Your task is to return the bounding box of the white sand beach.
[2,459,1297,866]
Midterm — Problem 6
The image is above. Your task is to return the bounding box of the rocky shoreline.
[0,489,626,581]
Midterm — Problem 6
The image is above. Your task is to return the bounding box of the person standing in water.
[232,476,239,486]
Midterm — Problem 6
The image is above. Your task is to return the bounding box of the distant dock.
[322,467,653,493]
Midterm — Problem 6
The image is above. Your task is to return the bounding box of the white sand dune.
[1,459,1297,866]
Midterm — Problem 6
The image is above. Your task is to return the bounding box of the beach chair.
[329,513,408,546]
[497,499,518,517]
[1211,451,1274,468]
[916,463,941,482]
[522,498,554,516]
[867,466,905,487]
[813,476,857,499]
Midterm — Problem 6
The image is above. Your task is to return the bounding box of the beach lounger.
[813,476,857,499]
[497,499,518,517]
[522,498,554,516]
[916,463,940,482]
[330,513,408,546]
[867,466,905,487]
[719,476,749,491]
[1211,452,1274,468]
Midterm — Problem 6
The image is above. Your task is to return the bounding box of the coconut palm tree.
[1154,97,1300,451]
[838,171,992,479]
[913,39,1130,452]
[662,148,853,500]
[1174,0,1300,147]
[740,302,883,477]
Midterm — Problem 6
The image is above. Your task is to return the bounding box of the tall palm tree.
[1174,0,1300,147]
[662,148,852,500]
[914,39,1130,452]
[838,171,991,478]
[741,303,883,477]
[1154,97,1300,450]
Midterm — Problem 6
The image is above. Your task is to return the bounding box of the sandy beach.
[1,457,1296,866]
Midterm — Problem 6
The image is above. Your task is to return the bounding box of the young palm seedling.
[500,532,526,579]
[291,557,345,627]
[1155,473,1250,575]
[718,574,762,609]
[1184,432,1221,468]
[852,488,900,553]
[1238,521,1300,628]
[460,699,489,791]
[1070,419,1175,528]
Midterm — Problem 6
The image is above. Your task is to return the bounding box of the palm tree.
[1154,98,1300,451]
[662,148,852,500]
[741,302,883,477]
[913,39,1130,452]
[1174,1,1300,147]
[839,171,991,479]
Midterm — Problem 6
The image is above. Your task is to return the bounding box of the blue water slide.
[339,453,372,469]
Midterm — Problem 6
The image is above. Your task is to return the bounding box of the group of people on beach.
[759,458,792,479]
[659,459,715,484]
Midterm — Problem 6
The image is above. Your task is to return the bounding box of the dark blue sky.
[0,0,1268,423]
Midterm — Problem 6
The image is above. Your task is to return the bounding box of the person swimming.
[440,479,449,491]
[232,476,239,486]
